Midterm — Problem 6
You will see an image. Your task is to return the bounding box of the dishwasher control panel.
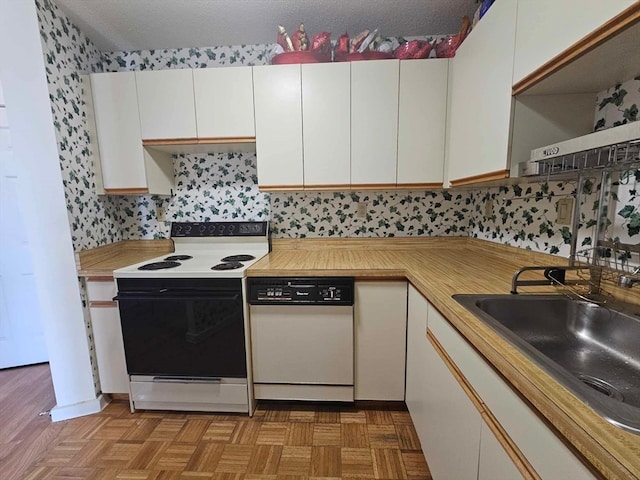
[247,277,354,305]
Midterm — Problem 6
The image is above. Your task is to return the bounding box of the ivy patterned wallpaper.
[41,0,638,260]
[37,0,121,251]
[594,77,640,131]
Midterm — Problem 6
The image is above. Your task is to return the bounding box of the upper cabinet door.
[90,72,147,190]
[136,69,197,140]
[302,63,351,188]
[253,64,304,189]
[446,0,517,187]
[351,59,400,188]
[513,0,637,85]
[193,66,255,138]
[397,59,448,187]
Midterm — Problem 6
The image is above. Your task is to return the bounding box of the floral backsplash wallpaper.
[41,0,638,263]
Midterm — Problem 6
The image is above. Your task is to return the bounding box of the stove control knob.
[199,225,206,234]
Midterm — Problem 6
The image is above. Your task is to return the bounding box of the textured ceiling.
[53,0,478,52]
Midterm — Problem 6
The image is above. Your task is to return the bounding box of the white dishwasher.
[247,277,354,402]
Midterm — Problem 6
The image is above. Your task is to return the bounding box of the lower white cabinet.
[422,320,483,480]
[478,422,523,480]
[405,284,430,447]
[427,303,596,480]
[85,279,128,394]
[354,280,407,400]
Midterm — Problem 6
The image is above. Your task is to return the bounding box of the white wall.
[0,0,104,420]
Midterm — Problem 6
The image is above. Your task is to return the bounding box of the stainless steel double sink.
[454,294,640,434]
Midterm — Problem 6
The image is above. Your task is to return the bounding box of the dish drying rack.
[542,241,639,305]
[514,130,640,305]
[528,138,640,178]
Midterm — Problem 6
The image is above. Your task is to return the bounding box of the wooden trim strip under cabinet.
[449,169,510,187]
[104,187,149,195]
[427,330,540,480]
[303,184,353,192]
[89,300,117,308]
[512,3,640,95]
[395,182,444,190]
[142,137,256,146]
[350,183,398,190]
[259,185,305,192]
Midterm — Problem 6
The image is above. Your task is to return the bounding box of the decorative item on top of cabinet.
[354,280,407,400]
[446,0,517,187]
[351,60,400,189]
[89,72,174,195]
[253,64,304,190]
[397,59,448,189]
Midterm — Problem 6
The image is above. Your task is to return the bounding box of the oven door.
[115,278,246,378]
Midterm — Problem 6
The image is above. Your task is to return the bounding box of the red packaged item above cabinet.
[393,40,433,59]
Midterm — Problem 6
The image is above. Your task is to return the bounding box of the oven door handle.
[113,293,240,302]
[152,376,222,384]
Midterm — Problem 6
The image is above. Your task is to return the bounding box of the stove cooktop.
[114,221,269,279]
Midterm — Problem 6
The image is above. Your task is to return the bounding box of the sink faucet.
[618,267,640,288]
[510,265,594,295]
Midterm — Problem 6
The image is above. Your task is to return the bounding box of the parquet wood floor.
[2,364,432,479]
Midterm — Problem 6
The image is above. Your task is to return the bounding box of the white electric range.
[113,221,269,415]
[114,221,269,279]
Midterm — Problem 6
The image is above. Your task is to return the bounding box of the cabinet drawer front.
[86,280,117,302]
[428,305,595,479]
[130,380,248,409]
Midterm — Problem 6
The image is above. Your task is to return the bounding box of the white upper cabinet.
[351,59,400,187]
[397,59,448,187]
[90,72,175,194]
[90,72,147,191]
[513,0,637,85]
[253,64,304,189]
[136,69,197,140]
[446,0,517,187]
[193,66,255,138]
[302,63,351,188]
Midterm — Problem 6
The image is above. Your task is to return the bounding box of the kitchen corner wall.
[41,0,638,260]
[36,0,121,251]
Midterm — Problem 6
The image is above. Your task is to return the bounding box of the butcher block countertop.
[249,237,640,480]
[76,239,174,277]
[75,236,640,479]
